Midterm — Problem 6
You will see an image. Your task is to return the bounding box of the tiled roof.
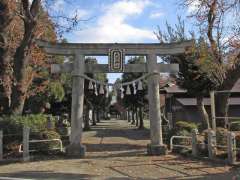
[164,85,187,93]
[176,98,240,106]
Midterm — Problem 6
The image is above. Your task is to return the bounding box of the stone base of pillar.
[66,144,86,157]
[147,144,168,155]
[23,156,30,162]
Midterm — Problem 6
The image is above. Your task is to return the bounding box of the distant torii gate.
[37,40,192,157]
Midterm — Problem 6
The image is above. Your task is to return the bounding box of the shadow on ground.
[0,171,97,180]
[0,168,239,180]
[89,121,150,141]
[84,143,146,152]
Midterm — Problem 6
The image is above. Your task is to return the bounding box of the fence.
[170,136,192,151]
[210,90,240,130]
[19,139,63,153]
[170,129,240,165]
[0,126,64,162]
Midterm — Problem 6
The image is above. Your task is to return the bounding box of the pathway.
[0,119,239,180]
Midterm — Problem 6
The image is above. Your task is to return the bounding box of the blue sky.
[54,0,197,83]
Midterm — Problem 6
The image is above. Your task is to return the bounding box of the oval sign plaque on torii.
[109,49,125,72]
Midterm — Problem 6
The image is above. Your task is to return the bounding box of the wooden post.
[210,91,216,131]
[191,129,198,156]
[147,54,167,155]
[0,131,3,161]
[208,129,217,159]
[66,53,86,157]
[167,112,173,129]
[227,132,237,165]
[47,116,54,130]
[23,126,30,162]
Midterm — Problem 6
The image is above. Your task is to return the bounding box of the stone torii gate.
[37,40,192,157]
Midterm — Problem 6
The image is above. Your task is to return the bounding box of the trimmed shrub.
[0,114,56,152]
[167,121,198,154]
[0,114,49,134]
[165,121,198,146]
[230,120,240,131]
[175,121,198,133]
[201,128,228,146]
[216,127,228,146]
[30,130,61,153]
[172,129,192,154]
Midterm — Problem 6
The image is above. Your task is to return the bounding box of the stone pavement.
[0,119,239,180]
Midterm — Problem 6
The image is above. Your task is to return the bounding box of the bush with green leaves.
[216,127,228,147]
[175,121,198,133]
[167,121,198,154]
[230,120,240,131]
[0,114,49,134]
[30,130,61,153]
[48,82,65,102]
[0,114,59,153]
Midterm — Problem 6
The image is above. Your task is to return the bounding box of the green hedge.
[30,130,61,153]
[167,121,198,153]
[0,114,60,153]
[175,121,198,132]
[230,120,240,131]
[216,127,228,146]
[0,114,49,134]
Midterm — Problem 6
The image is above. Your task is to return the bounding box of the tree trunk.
[216,57,240,128]
[127,109,131,122]
[139,106,144,129]
[96,109,100,123]
[215,93,230,128]
[92,109,96,126]
[83,107,91,131]
[135,107,139,127]
[10,0,41,115]
[196,96,210,129]
[0,0,14,113]
[131,108,135,125]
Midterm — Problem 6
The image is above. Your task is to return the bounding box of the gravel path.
[0,119,239,180]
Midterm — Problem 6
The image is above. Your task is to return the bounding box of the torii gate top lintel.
[36,40,193,56]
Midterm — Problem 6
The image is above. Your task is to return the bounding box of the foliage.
[0,114,56,152]
[168,121,198,153]
[230,121,240,131]
[216,127,228,146]
[0,0,82,115]
[175,121,198,133]
[48,82,65,102]
[155,17,219,129]
[181,0,240,126]
[84,57,109,113]
[177,39,219,96]
[121,56,148,109]
[201,127,228,146]
[0,114,49,134]
[172,129,192,154]
[30,130,61,153]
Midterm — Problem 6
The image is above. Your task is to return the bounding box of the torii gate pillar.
[147,54,167,155]
[66,53,86,157]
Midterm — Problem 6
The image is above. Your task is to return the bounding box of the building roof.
[164,85,187,93]
[176,98,240,106]
[159,75,187,93]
